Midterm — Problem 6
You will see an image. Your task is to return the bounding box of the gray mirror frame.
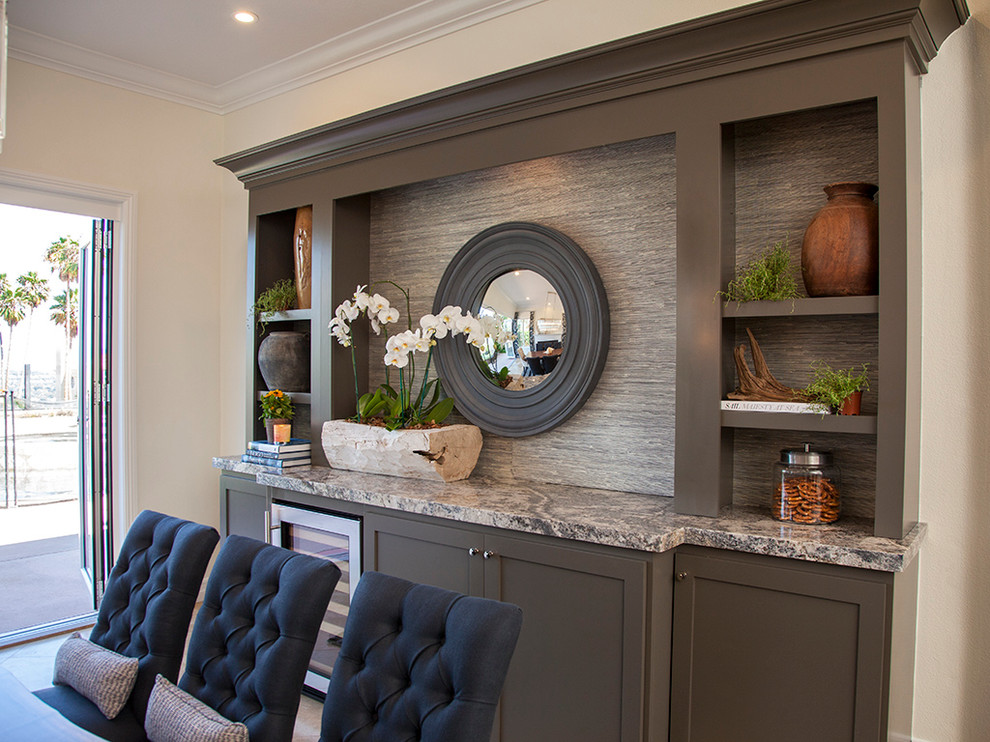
[433,222,609,437]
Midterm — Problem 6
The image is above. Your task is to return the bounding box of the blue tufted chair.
[35,509,220,742]
[319,571,523,742]
[178,534,342,742]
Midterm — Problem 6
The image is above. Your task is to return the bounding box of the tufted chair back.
[179,534,342,742]
[88,510,220,722]
[34,509,219,741]
[319,571,523,742]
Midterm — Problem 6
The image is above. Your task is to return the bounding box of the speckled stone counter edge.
[214,457,924,572]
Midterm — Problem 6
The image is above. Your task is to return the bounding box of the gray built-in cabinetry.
[218,1,968,740]
[216,471,913,742]
[367,511,661,742]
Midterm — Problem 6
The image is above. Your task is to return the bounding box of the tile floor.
[0,631,325,741]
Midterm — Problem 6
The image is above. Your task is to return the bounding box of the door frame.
[0,166,136,553]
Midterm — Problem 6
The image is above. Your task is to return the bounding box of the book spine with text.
[247,439,311,454]
[720,400,830,414]
[241,455,312,468]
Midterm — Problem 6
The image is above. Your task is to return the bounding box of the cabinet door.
[364,512,484,596]
[219,473,270,541]
[670,548,890,742]
[484,533,648,742]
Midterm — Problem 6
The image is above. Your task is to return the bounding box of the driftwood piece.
[727,328,805,402]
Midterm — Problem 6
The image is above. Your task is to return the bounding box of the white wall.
[916,1,990,739]
[0,60,225,530]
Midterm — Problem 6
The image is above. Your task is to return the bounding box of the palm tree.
[15,271,50,389]
[50,288,79,341]
[45,236,80,400]
[0,274,27,391]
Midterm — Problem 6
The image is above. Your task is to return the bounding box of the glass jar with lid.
[772,443,841,524]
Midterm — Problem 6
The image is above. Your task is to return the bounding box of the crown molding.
[8,26,224,113]
[217,0,971,187]
[7,0,546,115]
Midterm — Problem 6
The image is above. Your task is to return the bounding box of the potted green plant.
[251,278,297,334]
[260,389,295,442]
[716,237,801,304]
[802,361,870,415]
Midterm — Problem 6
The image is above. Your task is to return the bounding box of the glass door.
[78,219,113,605]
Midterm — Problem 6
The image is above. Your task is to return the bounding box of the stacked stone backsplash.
[369,135,677,496]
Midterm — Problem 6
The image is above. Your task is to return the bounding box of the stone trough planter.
[321,420,483,482]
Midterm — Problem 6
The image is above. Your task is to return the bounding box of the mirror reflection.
[478,270,565,391]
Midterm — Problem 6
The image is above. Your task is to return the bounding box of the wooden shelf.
[721,410,877,434]
[721,296,879,318]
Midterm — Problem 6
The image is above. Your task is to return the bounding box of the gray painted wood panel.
[369,135,677,496]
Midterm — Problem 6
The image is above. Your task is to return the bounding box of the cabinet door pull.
[676,571,689,581]
[468,547,481,556]
[483,550,497,560]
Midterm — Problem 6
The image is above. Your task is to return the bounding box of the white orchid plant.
[477,311,516,387]
[329,282,489,430]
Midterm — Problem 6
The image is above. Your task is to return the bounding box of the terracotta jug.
[801,182,879,297]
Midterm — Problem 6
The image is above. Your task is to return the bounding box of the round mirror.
[433,222,609,437]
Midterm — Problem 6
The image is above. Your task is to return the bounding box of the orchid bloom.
[379,306,400,325]
[456,314,482,338]
[388,329,420,354]
[412,332,431,354]
[437,305,463,335]
[369,294,390,316]
[337,299,360,322]
[384,349,410,368]
[353,285,371,311]
[420,313,445,339]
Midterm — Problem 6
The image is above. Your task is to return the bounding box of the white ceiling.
[5,0,544,114]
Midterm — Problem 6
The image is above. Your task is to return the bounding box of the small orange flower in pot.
[260,390,295,442]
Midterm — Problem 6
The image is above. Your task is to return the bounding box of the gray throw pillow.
[52,632,139,720]
[144,674,249,742]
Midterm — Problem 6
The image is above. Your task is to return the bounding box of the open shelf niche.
[250,205,314,444]
[720,99,882,524]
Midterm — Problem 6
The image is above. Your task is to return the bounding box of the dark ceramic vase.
[258,331,310,392]
[801,182,879,297]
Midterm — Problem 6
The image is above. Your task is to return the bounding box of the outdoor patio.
[0,411,91,639]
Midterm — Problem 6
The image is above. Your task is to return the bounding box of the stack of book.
[241,438,312,470]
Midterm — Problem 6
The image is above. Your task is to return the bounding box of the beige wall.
[916,1,990,739]
[3,0,983,736]
[0,60,225,531]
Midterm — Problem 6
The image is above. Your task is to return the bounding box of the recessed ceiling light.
[234,10,258,23]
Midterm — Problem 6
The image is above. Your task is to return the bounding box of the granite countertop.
[214,456,924,572]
